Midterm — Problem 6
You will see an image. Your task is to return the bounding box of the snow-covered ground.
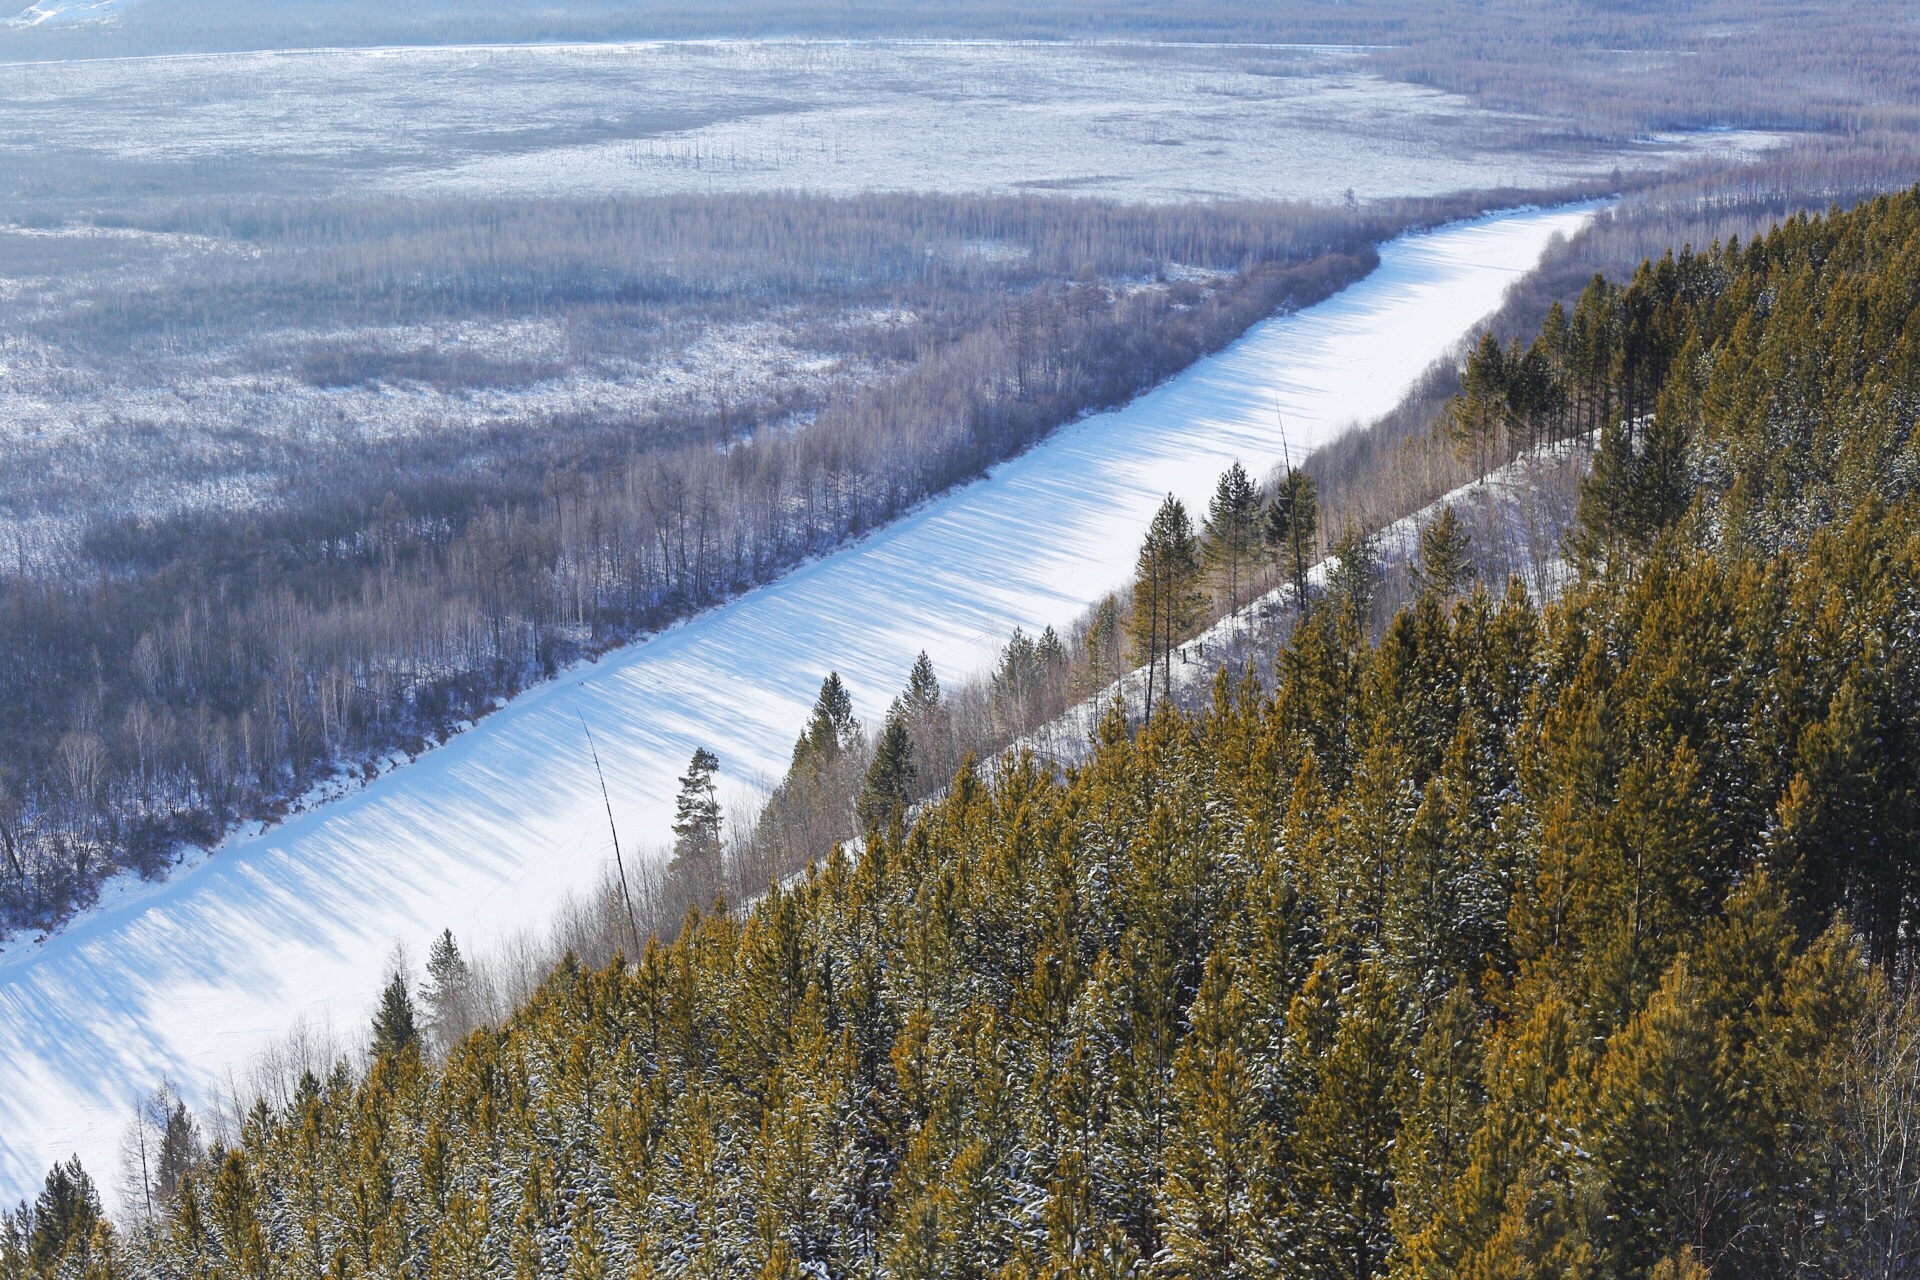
[0,202,1599,1204]
[0,41,1776,206]
[4,0,135,27]
[0,293,893,571]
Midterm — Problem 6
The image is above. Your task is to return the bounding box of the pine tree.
[904,651,942,715]
[1203,461,1264,617]
[1634,401,1694,543]
[760,673,868,876]
[791,673,859,775]
[124,1084,203,1224]
[1325,524,1379,639]
[1568,271,1619,439]
[671,747,724,901]
[1286,960,1404,1280]
[1570,421,1638,574]
[1390,982,1485,1268]
[1414,505,1472,601]
[427,1188,490,1280]
[371,973,417,1059]
[986,623,1068,732]
[672,747,723,850]
[1265,466,1319,614]
[207,1151,268,1280]
[1036,624,1066,669]
[25,1157,104,1277]
[991,628,1043,731]
[80,1220,117,1280]
[565,1195,608,1280]
[1159,956,1279,1279]
[1078,595,1126,694]
[1447,331,1509,477]
[858,706,917,834]
[1588,955,1728,1270]
[422,929,471,1053]
[899,652,953,797]
[1128,494,1204,719]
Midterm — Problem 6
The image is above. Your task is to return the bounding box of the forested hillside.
[15,190,1920,1280]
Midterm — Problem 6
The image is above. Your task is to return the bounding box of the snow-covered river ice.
[0,201,1598,1202]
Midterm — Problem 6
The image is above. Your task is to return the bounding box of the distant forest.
[1,191,1508,940]
[17,184,1920,1280]
[6,0,1918,140]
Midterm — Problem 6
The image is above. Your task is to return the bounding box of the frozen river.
[0,201,1598,1202]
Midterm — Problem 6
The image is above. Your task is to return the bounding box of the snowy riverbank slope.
[0,202,1598,1202]
[1017,441,1593,766]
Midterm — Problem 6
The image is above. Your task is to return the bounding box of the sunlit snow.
[4,0,135,27]
[0,202,1599,1203]
[0,43,1777,205]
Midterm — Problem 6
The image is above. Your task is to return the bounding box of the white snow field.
[0,41,1774,206]
[0,202,1598,1202]
[4,0,136,27]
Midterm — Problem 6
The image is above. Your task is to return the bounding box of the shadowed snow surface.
[0,203,1597,1201]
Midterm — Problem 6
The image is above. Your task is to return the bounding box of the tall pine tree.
[1128,494,1204,719]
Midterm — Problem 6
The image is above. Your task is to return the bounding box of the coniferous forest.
[13,188,1920,1280]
